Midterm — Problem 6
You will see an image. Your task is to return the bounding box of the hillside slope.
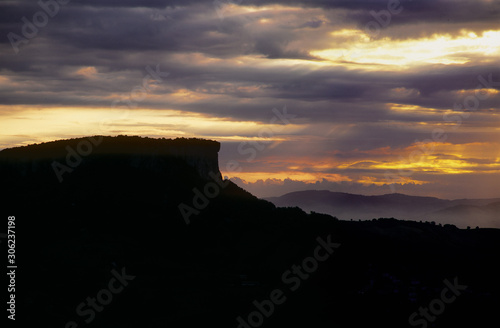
[1,136,499,328]
[265,190,500,228]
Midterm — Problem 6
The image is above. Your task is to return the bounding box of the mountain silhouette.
[1,136,499,328]
[424,201,500,228]
[265,190,500,228]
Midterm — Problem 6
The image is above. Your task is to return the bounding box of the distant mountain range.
[2,136,500,327]
[265,190,500,228]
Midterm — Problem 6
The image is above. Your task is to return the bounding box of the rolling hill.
[265,190,500,228]
[1,136,499,328]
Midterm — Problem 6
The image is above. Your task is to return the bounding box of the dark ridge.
[265,189,500,228]
[1,136,498,328]
[0,135,222,181]
[0,135,221,159]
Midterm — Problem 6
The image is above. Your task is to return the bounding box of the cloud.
[0,0,499,198]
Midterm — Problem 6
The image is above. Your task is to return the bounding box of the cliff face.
[0,135,222,182]
[2,137,500,328]
[166,140,222,181]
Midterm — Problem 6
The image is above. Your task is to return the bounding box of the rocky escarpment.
[0,135,222,182]
[1,136,499,328]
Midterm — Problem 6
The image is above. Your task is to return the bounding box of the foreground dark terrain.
[1,136,499,328]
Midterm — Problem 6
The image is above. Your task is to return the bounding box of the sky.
[1,0,500,199]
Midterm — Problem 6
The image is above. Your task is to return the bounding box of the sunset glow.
[1,0,500,198]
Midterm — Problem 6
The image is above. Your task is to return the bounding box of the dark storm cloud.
[1,54,498,131]
[1,0,498,199]
[244,0,500,26]
[1,0,499,143]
